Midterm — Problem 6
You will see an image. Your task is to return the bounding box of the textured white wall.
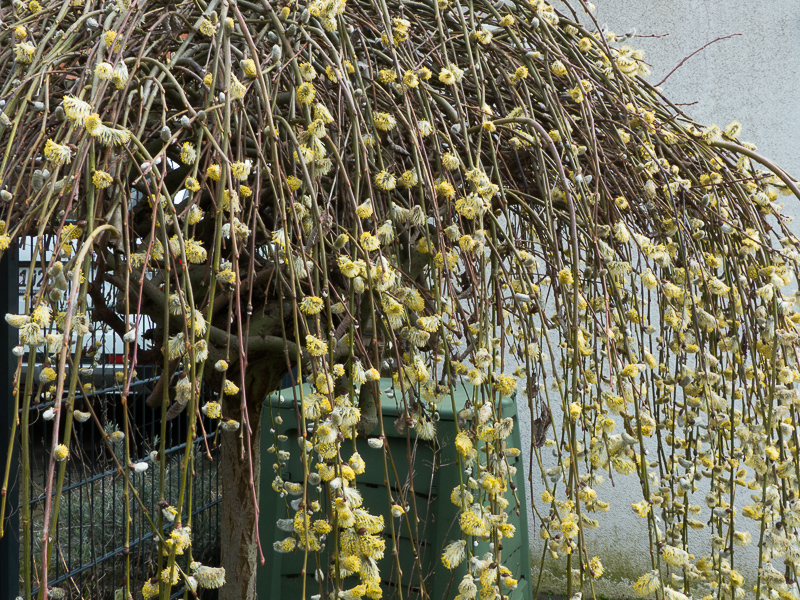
[594,0,800,181]
[521,2,800,596]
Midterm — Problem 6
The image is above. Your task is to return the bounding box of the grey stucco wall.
[593,1,800,179]
[520,2,800,596]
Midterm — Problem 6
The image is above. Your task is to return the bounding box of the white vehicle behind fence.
[16,235,152,391]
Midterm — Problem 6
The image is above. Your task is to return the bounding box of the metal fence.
[1,249,223,600]
[23,376,221,599]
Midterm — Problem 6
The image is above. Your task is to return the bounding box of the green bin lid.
[264,377,518,420]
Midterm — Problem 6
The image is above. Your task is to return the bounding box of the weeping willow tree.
[2,0,800,598]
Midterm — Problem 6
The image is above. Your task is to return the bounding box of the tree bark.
[219,410,261,600]
[218,357,285,600]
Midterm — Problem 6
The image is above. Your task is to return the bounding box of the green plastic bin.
[257,378,532,599]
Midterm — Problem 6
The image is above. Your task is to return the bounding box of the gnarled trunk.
[218,358,284,600]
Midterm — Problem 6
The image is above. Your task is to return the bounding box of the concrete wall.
[521,2,800,597]
[595,0,800,185]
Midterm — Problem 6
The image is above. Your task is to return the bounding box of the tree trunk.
[218,358,284,600]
